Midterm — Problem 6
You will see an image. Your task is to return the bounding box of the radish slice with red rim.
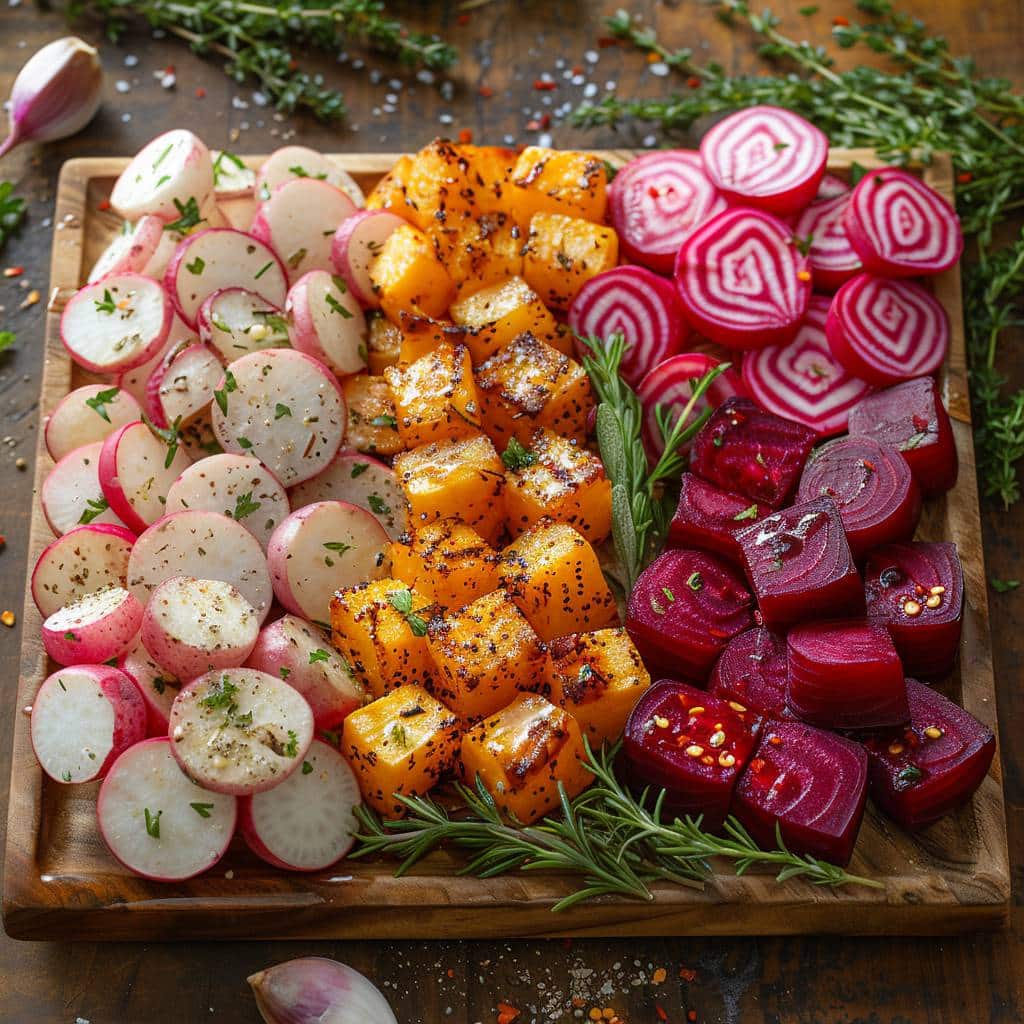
[42,441,128,536]
[87,216,167,283]
[41,585,143,666]
[792,191,862,292]
[197,287,290,362]
[708,627,789,719]
[45,383,143,462]
[150,343,223,435]
[119,637,183,735]
[117,314,198,422]
[286,270,368,376]
[256,145,366,207]
[826,273,949,387]
[331,209,405,307]
[211,149,256,199]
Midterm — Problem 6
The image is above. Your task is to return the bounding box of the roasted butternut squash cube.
[523,213,618,312]
[499,520,618,641]
[510,147,608,227]
[370,223,456,321]
[366,312,402,374]
[548,628,650,744]
[474,333,593,448]
[505,429,612,544]
[404,139,479,230]
[342,374,404,457]
[460,694,592,823]
[389,517,501,611]
[384,341,481,449]
[365,154,424,228]
[330,578,438,700]
[395,313,469,365]
[428,211,524,295]
[463,145,517,213]
[342,684,460,818]
[394,433,506,544]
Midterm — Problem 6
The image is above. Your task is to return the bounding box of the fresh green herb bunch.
[0,182,26,253]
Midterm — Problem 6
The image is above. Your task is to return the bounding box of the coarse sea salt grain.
[649,62,670,77]
[115,80,130,93]
[583,83,598,98]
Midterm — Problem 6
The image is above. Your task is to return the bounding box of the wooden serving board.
[2,151,1010,941]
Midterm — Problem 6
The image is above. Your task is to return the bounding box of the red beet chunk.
[863,679,995,831]
[737,496,864,631]
[667,473,765,564]
[787,618,909,730]
[732,720,868,866]
[847,377,958,496]
[708,627,789,719]
[863,542,964,678]
[624,679,761,831]
[626,549,753,681]
[797,436,922,561]
[689,397,816,508]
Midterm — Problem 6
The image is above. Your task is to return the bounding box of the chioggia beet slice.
[863,679,995,831]
[732,719,868,866]
[623,679,761,831]
[737,495,864,631]
[791,189,862,292]
[847,376,958,496]
[786,618,909,731]
[863,541,964,678]
[689,397,817,508]
[796,435,922,561]
[626,549,753,681]
[708,627,789,719]
[667,473,766,565]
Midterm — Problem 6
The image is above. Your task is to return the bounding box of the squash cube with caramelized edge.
[364,154,425,228]
[369,223,456,322]
[341,374,404,457]
[548,628,651,745]
[389,517,501,611]
[395,313,469,366]
[403,139,480,231]
[460,694,592,824]
[330,578,438,700]
[342,684,460,818]
[427,589,551,721]
[523,213,618,312]
[429,211,524,296]
[384,341,481,449]
[394,433,506,545]
[505,428,612,544]
[475,332,593,449]
[499,520,618,642]
[510,147,608,228]
[366,312,402,375]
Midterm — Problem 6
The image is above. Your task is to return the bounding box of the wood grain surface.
[0,1,1022,1021]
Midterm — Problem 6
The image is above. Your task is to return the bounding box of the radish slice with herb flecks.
[792,191,862,292]
[97,737,237,881]
[826,273,949,387]
[843,166,962,278]
[61,273,172,374]
[31,665,146,784]
[568,266,686,388]
[117,313,198,421]
[41,585,143,665]
[674,207,812,350]
[240,738,360,871]
[699,105,828,216]
[211,348,346,487]
[87,215,166,283]
[150,343,222,433]
[286,270,368,376]
[607,150,727,273]
[741,295,873,437]
[45,383,143,462]
[41,441,127,536]
[118,637,183,735]
[197,287,290,362]
[211,149,255,199]
[330,209,405,307]
[256,145,366,207]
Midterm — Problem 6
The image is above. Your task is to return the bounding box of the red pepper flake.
[656,1006,669,1022]
[3,267,23,278]
[768,735,782,746]
[679,966,698,982]
[0,535,6,549]
[163,64,175,76]
[456,12,470,25]
[496,1003,521,1024]
[957,171,973,184]
[458,128,474,144]
[97,199,111,212]
[687,75,701,89]
[446,968,454,978]
[478,85,494,98]
[647,186,661,199]
[687,1012,698,1023]
[572,65,584,75]
[832,15,849,25]
[597,35,619,48]
[195,87,206,99]
[533,78,557,91]
[288,59,299,71]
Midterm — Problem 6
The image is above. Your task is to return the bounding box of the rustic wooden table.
[0,2,1021,1021]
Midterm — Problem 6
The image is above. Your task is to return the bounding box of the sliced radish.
[31,665,145,784]
[45,384,143,462]
[98,421,192,534]
[286,270,367,376]
[607,150,727,273]
[41,585,143,665]
[97,737,237,881]
[741,295,873,436]
[699,105,828,215]
[674,207,812,350]
[197,287,290,362]
[211,149,256,199]
[211,348,346,487]
[87,215,166,283]
[288,452,407,541]
[169,668,314,795]
[119,637,183,734]
[266,500,389,622]
[240,739,360,871]
[110,129,214,223]
[164,228,287,329]
[844,166,962,277]
[61,273,172,373]
[141,575,259,681]
[330,209,405,307]
[127,509,273,622]
[826,274,949,387]
[31,522,136,617]
[150,343,222,433]
[117,314,198,421]
[256,145,366,207]
[792,190,862,292]
[251,178,358,285]
[217,195,258,232]
[245,614,365,728]
[42,441,127,536]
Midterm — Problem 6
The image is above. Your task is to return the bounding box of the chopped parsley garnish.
[686,572,703,592]
[388,723,409,749]
[164,196,203,233]
[367,494,390,515]
[733,504,759,521]
[302,761,314,775]
[199,675,239,709]
[325,292,353,318]
[190,802,215,818]
[236,436,253,450]
[309,648,331,664]
[213,368,238,415]
[284,730,299,757]
[231,491,261,521]
[275,402,292,420]
[661,586,675,603]
[85,386,120,423]
[894,765,923,791]
[144,807,162,838]
[78,496,109,525]
[388,588,430,637]
[370,414,398,429]
[253,260,274,280]
[501,437,538,471]
[279,666,291,680]
[323,541,352,554]
[93,288,117,315]
[351,462,369,478]
[185,256,205,275]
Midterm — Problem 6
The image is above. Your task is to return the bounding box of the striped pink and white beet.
[793,190,862,292]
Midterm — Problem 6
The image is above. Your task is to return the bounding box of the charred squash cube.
[427,211,524,295]
[403,138,479,230]
[341,374,404,457]
[369,222,456,321]
[510,147,608,227]
[395,313,469,365]
[365,154,423,227]
[522,213,618,311]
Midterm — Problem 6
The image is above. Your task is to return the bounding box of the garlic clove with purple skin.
[0,37,103,160]
[248,957,399,1024]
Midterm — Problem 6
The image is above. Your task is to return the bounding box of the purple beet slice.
[863,679,995,831]
[623,678,760,831]
[786,618,909,730]
[708,627,789,719]
[732,719,868,866]
[863,541,964,678]
[796,436,922,561]
[626,549,753,681]
[689,397,816,508]
[736,495,864,631]
[847,376,958,496]
[667,473,765,564]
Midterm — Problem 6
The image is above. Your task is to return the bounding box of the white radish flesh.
[218,195,258,233]
[116,313,198,422]
[286,270,367,376]
[41,585,143,665]
[256,146,366,207]
[197,287,290,362]
[330,209,404,307]
[87,215,165,283]
[119,638,183,734]
[45,384,143,462]
[212,149,256,199]
[41,441,127,536]
[151,343,222,429]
